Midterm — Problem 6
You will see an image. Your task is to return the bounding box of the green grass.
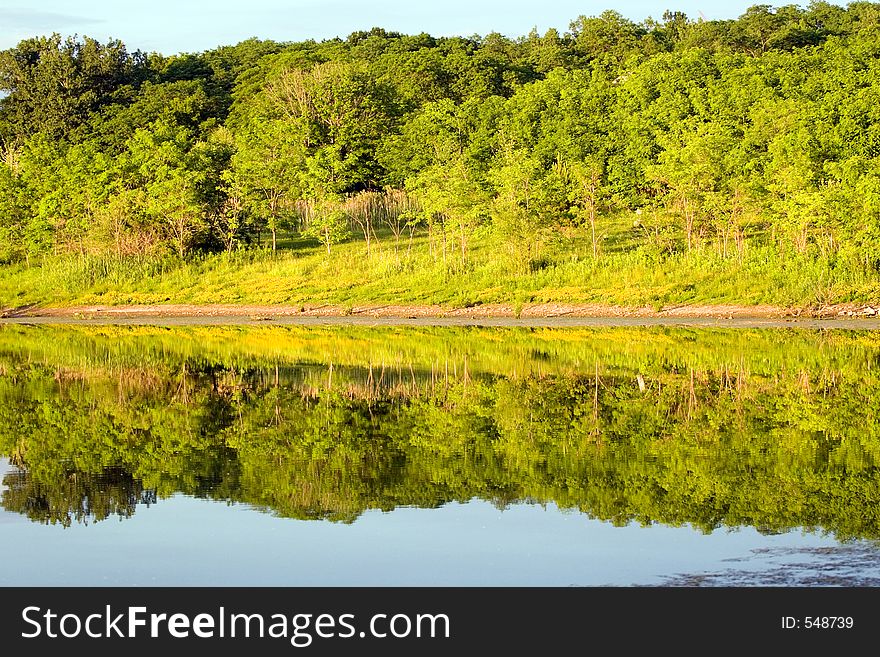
[2,224,879,310]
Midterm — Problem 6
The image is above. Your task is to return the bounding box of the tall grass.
[2,224,879,309]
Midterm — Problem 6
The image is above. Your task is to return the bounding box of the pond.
[1,322,879,586]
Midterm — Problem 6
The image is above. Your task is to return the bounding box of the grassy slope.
[2,222,879,311]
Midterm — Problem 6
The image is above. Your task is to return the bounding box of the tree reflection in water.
[1,323,878,540]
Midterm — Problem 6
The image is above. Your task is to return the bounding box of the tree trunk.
[676,195,693,252]
[589,201,598,260]
[459,221,467,264]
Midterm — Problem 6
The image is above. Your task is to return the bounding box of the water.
[1,322,879,586]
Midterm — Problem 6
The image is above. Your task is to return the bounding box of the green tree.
[302,199,350,255]
[124,120,208,258]
[565,157,609,259]
[0,34,148,141]
[261,59,402,194]
[227,118,306,251]
[650,121,738,252]
[0,145,31,263]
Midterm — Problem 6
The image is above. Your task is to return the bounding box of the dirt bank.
[2,301,879,320]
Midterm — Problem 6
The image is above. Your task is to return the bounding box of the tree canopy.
[1,4,880,287]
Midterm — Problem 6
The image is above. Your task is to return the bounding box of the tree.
[523,27,572,74]
[88,79,223,154]
[16,134,114,256]
[565,157,608,259]
[227,118,306,251]
[732,4,820,54]
[488,143,568,270]
[124,120,208,258]
[0,146,29,263]
[763,121,825,254]
[410,154,489,269]
[302,200,349,255]
[649,119,740,253]
[261,59,402,194]
[568,10,645,67]
[0,34,148,142]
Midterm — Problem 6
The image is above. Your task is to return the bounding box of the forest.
[1,3,880,308]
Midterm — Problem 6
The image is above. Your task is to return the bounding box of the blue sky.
[0,1,767,54]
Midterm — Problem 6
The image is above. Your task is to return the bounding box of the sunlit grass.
[1,223,879,309]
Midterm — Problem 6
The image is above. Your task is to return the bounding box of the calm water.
[1,322,879,586]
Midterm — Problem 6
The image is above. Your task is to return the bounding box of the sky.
[0,1,767,55]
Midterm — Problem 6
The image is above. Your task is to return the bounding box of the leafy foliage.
[2,5,880,303]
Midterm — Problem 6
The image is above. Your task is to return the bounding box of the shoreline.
[2,301,880,320]
[2,302,880,329]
